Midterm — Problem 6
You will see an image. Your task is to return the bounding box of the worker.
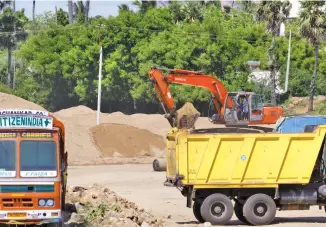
[235,98,243,120]
[243,98,249,120]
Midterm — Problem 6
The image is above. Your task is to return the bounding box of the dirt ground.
[67,164,326,227]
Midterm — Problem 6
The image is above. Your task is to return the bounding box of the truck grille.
[1,198,33,208]
[0,185,54,193]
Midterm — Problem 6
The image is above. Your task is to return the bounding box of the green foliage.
[0,1,323,116]
[56,8,69,26]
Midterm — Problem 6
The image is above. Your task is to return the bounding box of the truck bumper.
[0,209,62,225]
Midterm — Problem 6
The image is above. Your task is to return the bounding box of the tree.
[32,0,35,21]
[132,0,157,14]
[56,8,69,26]
[298,0,326,111]
[74,0,85,23]
[118,4,130,13]
[68,0,73,24]
[84,0,90,23]
[256,0,292,105]
[0,8,28,88]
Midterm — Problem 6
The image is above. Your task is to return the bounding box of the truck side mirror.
[63,152,68,170]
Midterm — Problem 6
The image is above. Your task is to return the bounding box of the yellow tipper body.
[166,126,326,189]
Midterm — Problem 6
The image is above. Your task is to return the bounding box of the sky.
[15,0,301,19]
[15,0,138,18]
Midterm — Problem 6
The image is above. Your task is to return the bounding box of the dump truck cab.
[0,109,67,226]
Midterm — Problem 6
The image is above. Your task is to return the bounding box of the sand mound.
[55,105,94,117]
[0,92,46,110]
[176,102,200,129]
[91,123,166,157]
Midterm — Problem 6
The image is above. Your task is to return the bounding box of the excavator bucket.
[175,102,200,129]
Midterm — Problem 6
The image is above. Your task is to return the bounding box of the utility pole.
[96,25,103,125]
[13,0,16,90]
[285,30,291,93]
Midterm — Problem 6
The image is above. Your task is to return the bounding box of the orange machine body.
[0,110,67,225]
[149,67,283,126]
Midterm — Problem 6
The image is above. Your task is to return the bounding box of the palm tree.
[256,0,292,106]
[132,0,157,14]
[68,0,73,24]
[32,0,35,21]
[0,8,28,88]
[298,1,326,111]
[118,4,130,12]
[84,0,90,22]
[73,0,85,23]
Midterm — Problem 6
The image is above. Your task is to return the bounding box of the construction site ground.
[1,93,326,226]
[67,164,326,227]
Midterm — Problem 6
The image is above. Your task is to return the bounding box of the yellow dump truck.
[164,125,326,226]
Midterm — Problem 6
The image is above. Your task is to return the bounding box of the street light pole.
[96,46,103,125]
[285,30,292,93]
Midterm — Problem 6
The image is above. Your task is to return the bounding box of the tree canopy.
[0,1,324,115]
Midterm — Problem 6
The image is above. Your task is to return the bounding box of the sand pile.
[53,105,217,165]
[0,92,46,110]
[91,123,165,157]
[65,184,164,227]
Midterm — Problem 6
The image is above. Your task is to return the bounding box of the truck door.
[249,94,264,122]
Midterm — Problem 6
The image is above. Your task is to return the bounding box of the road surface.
[67,164,326,226]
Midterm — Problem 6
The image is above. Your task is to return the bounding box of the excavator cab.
[209,92,264,126]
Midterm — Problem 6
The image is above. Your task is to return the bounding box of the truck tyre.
[193,201,205,223]
[234,201,250,224]
[200,193,233,225]
[153,159,166,171]
[243,193,276,226]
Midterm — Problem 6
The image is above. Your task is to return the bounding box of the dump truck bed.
[166,125,326,189]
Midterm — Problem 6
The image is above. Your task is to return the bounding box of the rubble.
[65,184,164,227]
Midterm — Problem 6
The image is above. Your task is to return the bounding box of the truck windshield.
[20,141,57,171]
[0,141,16,171]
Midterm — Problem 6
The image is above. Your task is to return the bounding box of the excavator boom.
[149,67,233,119]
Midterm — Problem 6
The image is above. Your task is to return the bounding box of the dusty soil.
[91,123,165,157]
[283,96,326,115]
[67,164,326,227]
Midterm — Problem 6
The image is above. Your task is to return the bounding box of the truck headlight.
[38,199,45,206]
[38,198,54,207]
[46,199,54,207]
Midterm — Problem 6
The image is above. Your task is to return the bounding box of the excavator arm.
[149,66,234,126]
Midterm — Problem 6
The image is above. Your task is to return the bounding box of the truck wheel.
[234,201,250,224]
[200,193,233,225]
[243,193,276,226]
[193,201,205,223]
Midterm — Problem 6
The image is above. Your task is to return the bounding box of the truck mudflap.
[164,174,185,187]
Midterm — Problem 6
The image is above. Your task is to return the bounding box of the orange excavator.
[149,66,283,127]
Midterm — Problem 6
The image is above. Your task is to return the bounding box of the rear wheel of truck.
[234,201,250,224]
[243,193,276,226]
[193,201,205,223]
[200,193,233,225]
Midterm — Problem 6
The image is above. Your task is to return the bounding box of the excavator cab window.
[223,93,249,125]
[249,94,264,122]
